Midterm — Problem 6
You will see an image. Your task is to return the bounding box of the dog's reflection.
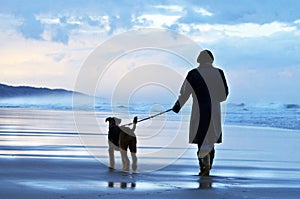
[108,181,136,189]
[198,176,212,189]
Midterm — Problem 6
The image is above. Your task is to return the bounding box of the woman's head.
[197,50,214,64]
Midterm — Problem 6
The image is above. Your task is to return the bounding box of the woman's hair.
[197,50,214,64]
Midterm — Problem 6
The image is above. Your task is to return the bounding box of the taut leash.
[122,108,172,126]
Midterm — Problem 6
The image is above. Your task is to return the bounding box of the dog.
[105,116,138,172]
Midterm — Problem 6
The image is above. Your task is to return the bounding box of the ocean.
[225,102,300,130]
[0,97,299,130]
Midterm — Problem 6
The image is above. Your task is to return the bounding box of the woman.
[173,50,229,176]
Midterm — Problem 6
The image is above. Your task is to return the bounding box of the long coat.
[174,63,229,158]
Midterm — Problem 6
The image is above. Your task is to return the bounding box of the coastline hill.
[0,83,83,99]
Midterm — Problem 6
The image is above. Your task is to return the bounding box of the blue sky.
[1,0,300,103]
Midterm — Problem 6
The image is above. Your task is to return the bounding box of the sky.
[1,0,300,104]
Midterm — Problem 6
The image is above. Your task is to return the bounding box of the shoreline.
[224,123,300,132]
[0,107,299,132]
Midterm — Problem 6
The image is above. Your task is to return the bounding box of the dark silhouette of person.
[172,50,229,176]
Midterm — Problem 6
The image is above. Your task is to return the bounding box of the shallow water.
[1,108,300,190]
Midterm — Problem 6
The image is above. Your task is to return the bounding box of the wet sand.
[1,108,300,198]
[1,156,300,199]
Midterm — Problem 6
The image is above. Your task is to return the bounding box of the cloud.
[172,0,300,25]
[1,0,300,103]
[2,0,300,44]
[215,22,295,38]
[206,30,300,69]
[134,14,181,27]
[152,5,183,13]
[0,1,130,43]
[0,24,101,89]
[194,7,213,17]
[18,13,44,40]
[177,21,297,43]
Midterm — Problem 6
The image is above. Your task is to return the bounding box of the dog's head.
[105,117,122,127]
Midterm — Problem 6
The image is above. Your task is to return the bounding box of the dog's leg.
[131,152,137,173]
[108,148,115,169]
[120,149,130,172]
[108,142,115,169]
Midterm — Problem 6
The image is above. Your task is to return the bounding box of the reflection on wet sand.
[108,181,136,189]
[198,176,212,189]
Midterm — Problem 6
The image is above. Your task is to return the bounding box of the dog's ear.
[114,117,121,125]
[105,117,111,122]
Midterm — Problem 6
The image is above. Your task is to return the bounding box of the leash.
[122,108,172,126]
